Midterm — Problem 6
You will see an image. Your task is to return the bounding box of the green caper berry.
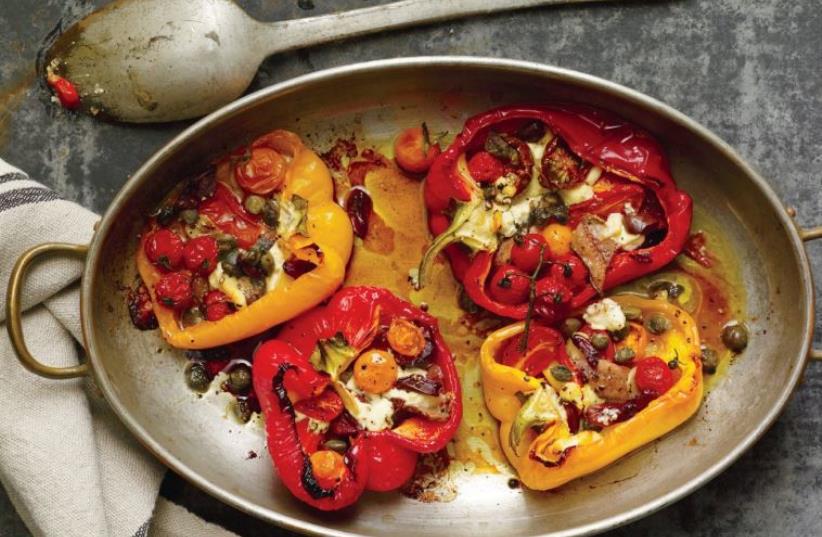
[622,305,643,321]
[550,364,573,382]
[614,348,636,363]
[610,325,631,342]
[721,323,748,353]
[560,318,583,338]
[233,400,253,423]
[648,280,685,300]
[228,364,252,393]
[185,363,211,393]
[181,306,204,327]
[590,333,610,350]
[323,439,348,453]
[645,313,671,335]
[244,195,266,215]
[262,199,279,227]
[700,347,719,374]
[180,209,198,225]
[668,284,685,299]
[260,252,276,274]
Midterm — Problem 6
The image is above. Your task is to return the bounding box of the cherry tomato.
[386,318,426,357]
[144,229,184,271]
[365,437,418,492]
[533,278,572,323]
[309,450,346,489]
[353,350,398,394]
[183,236,219,276]
[500,325,569,377]
[487,264,530,305]
[394,125,441,174]
[634,357,675,395]
[154,271,194,310]
[198,183,261,249]
[548,254,588,290]
[511,233,549,273]
[203,290,233,321]
[293,387,344,422]
[467,151,505,183]
[542,223,572,257]
[295,419,323,454]
[235,147,286,195]
[46,74,80,110]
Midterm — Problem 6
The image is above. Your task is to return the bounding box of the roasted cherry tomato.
[309,450,347,489]
[46,74,80,110]
[542,223,573,258]
[386,318,426,358]
[144,229,184,271]
[235,147,287,195]
[155,271,194,310]
[353,349,398,394]
[634,357,675,395]
[511,233,549,273]
[365,436,418,491]
[198,183,261,249]
[548,254,589,290]
[533,278,572,323]
[203,290,233,321]
[183,236,219,276]
[467,151,505,183]
[293,387,344,422]
[488,264,530,305]
[394,125,441,174]
[500,325,570,377]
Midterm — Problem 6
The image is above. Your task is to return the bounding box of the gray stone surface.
[1,0,820,535]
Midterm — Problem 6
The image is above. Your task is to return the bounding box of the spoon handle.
[257,0,609,55]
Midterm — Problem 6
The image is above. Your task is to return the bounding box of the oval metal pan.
[79,57,815,537]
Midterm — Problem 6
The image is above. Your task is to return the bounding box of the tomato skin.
[144,229,184,271]
[511,233,549,273]
[364,437,418,491]
[500,325,569,377]
[293,388,344,422]
[203,290,233,321]
[183,236,219,276]
[394,126,441,174]
[154,271,194,310]
[235,147,286,195]
[532,278,572,323]
[634,357,675,395]
[198,183,261,249]
[487,264,530,305]
[548,254,589,290]
[467,151,504,183]
[46,74,80,109]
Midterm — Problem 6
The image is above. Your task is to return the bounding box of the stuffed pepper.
[416,104,693,323]
[136,130,354,349]
[252,286,462,510]
[480,295,702,490]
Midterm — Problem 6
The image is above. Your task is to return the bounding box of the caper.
[185,362,211,393]
[614,348,636,364]
[261,199,279,227]
[153,205,176,226]
[550,364,573,382]
[648,280,684,300]
[244,195,266,215]
[181,306,204,327]
[591,333,610,350]
[260,252,276,274]
[228,364,252,393]
[233,399,253,423]
[721,323,748,353]
[700,346,719,374]
[560,318,583,338]
[610,325,631,342]
[323,438,348,453]
[180,209,198,225]
[622,305,643,321]
[645,313,671,335]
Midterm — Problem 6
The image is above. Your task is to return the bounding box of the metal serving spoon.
[44,0,609,123]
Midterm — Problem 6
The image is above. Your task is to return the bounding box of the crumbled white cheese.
[591,213,644,251]
[498,196,535,237]
[208,263,247,308]
[492,174,519,203]
[264,241,286,292]
[559,183,595,206]
[276,197,307,238]
[558,381,603,409]
[583,298,627,331]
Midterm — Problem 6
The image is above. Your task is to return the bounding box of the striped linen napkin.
[0,159,238,537]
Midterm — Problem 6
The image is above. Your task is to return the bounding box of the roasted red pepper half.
[417,104,693,322]
[252,286,462,510]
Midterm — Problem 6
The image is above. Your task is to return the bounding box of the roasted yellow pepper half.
[480,295,703,490]
[137,130,353,349]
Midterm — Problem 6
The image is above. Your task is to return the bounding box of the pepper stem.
[414,198,480,290]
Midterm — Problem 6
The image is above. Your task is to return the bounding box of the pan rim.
[80,56,815,537]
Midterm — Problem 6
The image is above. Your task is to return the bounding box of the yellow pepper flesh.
[480,295,703,490]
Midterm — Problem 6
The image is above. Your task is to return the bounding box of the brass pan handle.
[5,243,90,379]
[799,226,822,360]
